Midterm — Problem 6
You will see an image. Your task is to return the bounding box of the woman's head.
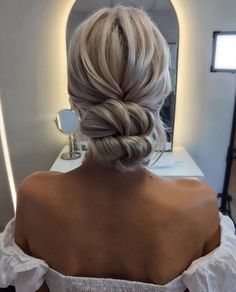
[68,5,171,171]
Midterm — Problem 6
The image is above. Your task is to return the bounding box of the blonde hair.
[68,5,171,171]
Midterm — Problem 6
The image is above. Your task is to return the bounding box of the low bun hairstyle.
[68,5,171,171]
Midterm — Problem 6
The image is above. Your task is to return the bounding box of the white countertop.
[50,145,204,180]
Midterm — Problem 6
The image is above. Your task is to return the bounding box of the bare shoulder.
[172,177,216,199]
[17,171,62,198]
[173,177,220,254]
[191,180,221,254]
[14,172,56,291]
[173,177,219,219]
[15,171,64,244]
[172,177,204,189]
[14,172,60,255]
[18,170,62,191]
[16,170,64,219]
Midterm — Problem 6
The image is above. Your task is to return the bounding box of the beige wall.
[0,0,235,228]
[171,0,236,192]
[0,0,75,227]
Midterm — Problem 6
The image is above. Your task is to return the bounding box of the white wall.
[0,0,235,229]
[171,0,236,192]
[0,0,75,227]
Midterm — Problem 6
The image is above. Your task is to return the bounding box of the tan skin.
[14,151,220,292]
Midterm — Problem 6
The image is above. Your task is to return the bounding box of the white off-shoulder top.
[0,212,236,292]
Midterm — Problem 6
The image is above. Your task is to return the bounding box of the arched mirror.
[66,0,179,151]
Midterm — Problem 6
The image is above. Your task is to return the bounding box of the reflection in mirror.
[56,109,80,134]
[55,109,81,160]
[66,0,179,151]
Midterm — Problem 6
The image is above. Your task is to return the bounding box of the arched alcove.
[66,0,179,151]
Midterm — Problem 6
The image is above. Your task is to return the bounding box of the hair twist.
[79,99,159,170]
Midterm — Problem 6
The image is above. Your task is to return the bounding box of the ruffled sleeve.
[0,217,49,292]
[182,213,236,292]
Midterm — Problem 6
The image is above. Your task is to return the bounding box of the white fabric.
[0,212,236,292]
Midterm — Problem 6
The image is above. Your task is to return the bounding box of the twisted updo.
[67,5,171,171]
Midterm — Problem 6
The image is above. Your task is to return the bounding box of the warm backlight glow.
[0,96,17,211]
[214,34,236,70]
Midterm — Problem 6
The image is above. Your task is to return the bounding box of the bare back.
[15,163,220,289]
